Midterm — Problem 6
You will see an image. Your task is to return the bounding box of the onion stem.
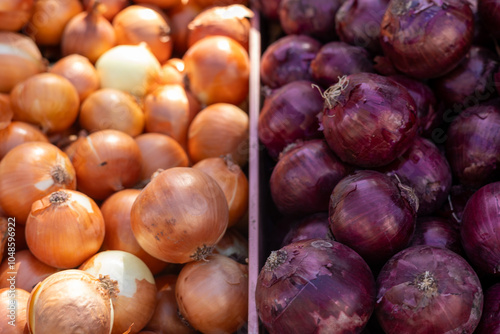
[264,250,287,271]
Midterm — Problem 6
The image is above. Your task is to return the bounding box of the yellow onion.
[0,142,76,223]
[0,288,30,334]
[0,0,35,32]
[0,32,46,93]
[193,0,247,8]
[25,189,105,269]
[83,0,128,21]
[131,167,229,263]
[10,73,80,134]
[168,0,203,55]
[187,103,249,166]
[193,156,249,227]
[133,0,182,8]
[80,250,157,334]
[27,270,115,334]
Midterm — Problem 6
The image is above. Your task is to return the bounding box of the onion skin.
[175,254,248,334]
[335,0,389,54]
[270,139,351,216]
[378,136,452,216]
[461,181,500,276]
[437,184,476,228]
[478,0,500,40]
[279,0,342,41]
[380,0,474,79]
[260,34,321,89]
[26,270,114,334]
[321,73,418,168]
[0,288,30,334]
[375,245,483,334]
[475,283,500,333]
[0,0,35,32]
[0,121,49,160]
[445,100,500,188]
[329,170,417,267]
[281,212,333,247]
[310,42,374,88]
[256,239,376,334]
[131,167,229,264]
[409,217,463,255]
[212,227,248,264]
[258,81,324,159]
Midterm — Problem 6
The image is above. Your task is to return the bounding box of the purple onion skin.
[380,0,475,79]
[321,72,418,168]
[280,212,333,247]
[436,184,476,228]
[279,0,342,41]
[270,140,351,216]
[478,0,500,40]
[432,46,499,108]
[310,42,374,88]
[409,216,463,255]
[461,181,500,276]
[258,81,324,159]
[255,0,282,20]
[378,136,452,216]
[475,283,500,333]
[335,0,390,54]
[260,35,321,89]
[376,245,483,334]
[388,75,439,137]
[329,170,417,267]
[256,239,376,334]
[445,100,500,188]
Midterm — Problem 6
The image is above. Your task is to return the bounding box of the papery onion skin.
[0,121,49,160]
[260,34,321,89]
[256,239,376,334]
[380,0,474,79]
[0,32,46,93]
[0,288,30,334]
[475,283,500,333]
[445,100,500,188]
[375,245,483,334]
[168,0,203,56]
[10,73,80,134]
[329,170,417,267]
[83,0,128,21]
[176,254,248,334]
[281,211,333,247]
[437,184,476,228]
[461,181,500,276]
[70,129,143,200]
[335,0,389,54]
[131,167,229,264]
[409,217,463,255]
[183,35,250,106]
[0,142,76,223]
[0,249,58,292]
[212,227,249,264]
[378,136,452,216]
[80,250,157,334]
[279,0,342,41]
[100,189,169,275]
[25,189,105,269]
[321,73,418,168]
[134,0,182,8]
[258,81,324,159]
[270,139,351,216]
[26,269,114,334]
[0,93,13,129]
[0,0,35,32]
[310,42,374,88]
[254,0,281,20]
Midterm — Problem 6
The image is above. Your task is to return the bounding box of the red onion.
[378,136,452,216]
[256,239,376,333]
[270,139,351,216]
[461,181,500,276]
[475,283,500,333]
[281,212,333,247]
[388,75,439,137]
[258,81,324,159]
[320,73,418,168]
[380,0,475,79]
[437,184,475,227]
[260,35,321,89]
[409,216,463,255]
[445,100,500,188]
[279,0,342,41]
[478,0,500,40]
[376,245,483,334]
[329,170,418,267]
[335,0,389,54]
[310,42,374,88]
[432,46,499,108]
[254,0,281,20]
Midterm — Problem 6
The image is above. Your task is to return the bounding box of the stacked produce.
[254,0,500,333]
[0,0,251,333]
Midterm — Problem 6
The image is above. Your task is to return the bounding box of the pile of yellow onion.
[0,0,252,332]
